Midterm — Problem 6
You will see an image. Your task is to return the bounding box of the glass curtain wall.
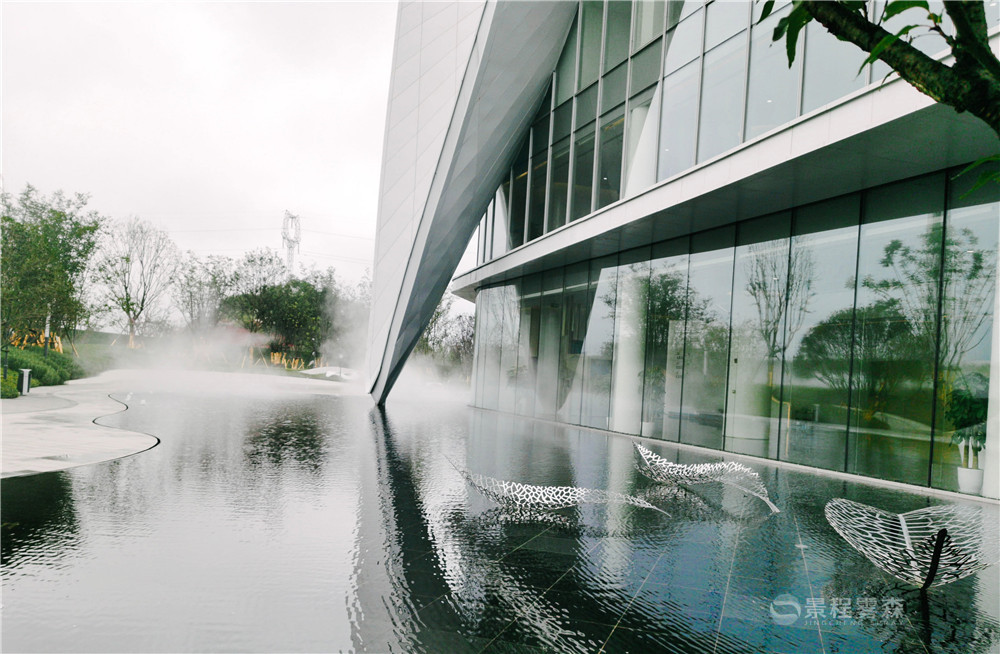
[610,248,651,435]
[725,214,792,459]
[680,227,735,450]
[478,0,926,263]
[471,167,998,497]
[847,174,943,484]
[781,195,861,469]
[642,238,689,441]
[931,168,998,492]
[581,257,619,429]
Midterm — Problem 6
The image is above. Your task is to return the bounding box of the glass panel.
[752,0,790,21]
[548,137,571,231]
[509,140,529,249]
[554,101,573,142]
[680,226,735,450]
[624,86,658,197]
[555,14,578,105]
[634,0,666,50]
[515,276,542,417]
[847,174,944,485]
[783,195,861,469]
[558,263,591,423]
[675,0,699,21]
[480,212,489,264]
[575,85,598,129]
[610,248,651,434]
[725,214,791,459]
[531,115,549,156]
[527,150,547,242]
[658,59,700,180]
[698,33,747,163]
[579,1,604,90]
[605,0,632,72]
[473,292,484,405]
[535,269,564,420]
[481,286,503,411]
[571,123,596,221]
[498,284,520,413]
[643,238,689,440]
[582,256,619,429]
[492,186,509,257]
[602,63,628,114]
[931,165,998,494]
[597,107,626,208]
[664,9,704,74]
[802,21,866,113]
[704,0,747,50]
[630,38,663,94]
[745,6,801,140]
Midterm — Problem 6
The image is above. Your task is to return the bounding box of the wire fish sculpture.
[825,498,1000,588]
[633,442,780,513]
[457,468,670,516]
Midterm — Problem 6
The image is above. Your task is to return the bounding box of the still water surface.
[2,378,998,653]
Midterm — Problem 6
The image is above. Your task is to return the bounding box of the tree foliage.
[1,185,103,346]
[795,301,919,417]
[223,248,288,333]
[862,222,996,374]
[764,0,1000,142]
[173,253,236,331]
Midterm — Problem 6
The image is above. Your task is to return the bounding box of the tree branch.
[800,0,1000,139]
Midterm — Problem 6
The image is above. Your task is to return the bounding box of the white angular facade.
[370,0,1000,498]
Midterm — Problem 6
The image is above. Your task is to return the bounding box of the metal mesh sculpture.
[458,469,669,516]
[825,498,1000,588]
[633,442,780,513]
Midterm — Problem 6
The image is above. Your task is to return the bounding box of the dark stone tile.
[717,617,824,654]
[602,624,745,654]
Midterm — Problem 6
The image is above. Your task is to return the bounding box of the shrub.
[1,374,19,398]
[4,346,85,386]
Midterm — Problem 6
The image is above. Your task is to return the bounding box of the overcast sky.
[2,1,399,285]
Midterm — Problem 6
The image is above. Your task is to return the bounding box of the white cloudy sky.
[2,0,399,285]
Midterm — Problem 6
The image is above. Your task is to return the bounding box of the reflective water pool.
[2,381,998,653]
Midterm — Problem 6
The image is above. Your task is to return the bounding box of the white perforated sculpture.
[458,468,669,516]
[825,498,1000,588]
[633,442,780,513]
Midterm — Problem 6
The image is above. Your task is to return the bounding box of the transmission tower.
[282,211,301,275]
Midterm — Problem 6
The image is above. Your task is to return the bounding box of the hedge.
[0,374,18,398]
[4,346,85,386]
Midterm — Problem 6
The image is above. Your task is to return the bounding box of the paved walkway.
[1,369,362,478]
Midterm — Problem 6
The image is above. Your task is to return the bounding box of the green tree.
[257,278,333,363]
[1,185,103,352]
[795,301,919,417]
[765,1,1000,141]
[862,222,996,374]
[224,248,287,333]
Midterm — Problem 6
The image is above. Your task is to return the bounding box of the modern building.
[368,0,1000,499]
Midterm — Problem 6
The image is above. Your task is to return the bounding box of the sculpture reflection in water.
[633,442,781,513]
[825,498,1000,588]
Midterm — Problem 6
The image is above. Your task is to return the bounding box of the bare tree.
[94,217,179,347]
[744,241,815,384]
[173,252,236,331]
